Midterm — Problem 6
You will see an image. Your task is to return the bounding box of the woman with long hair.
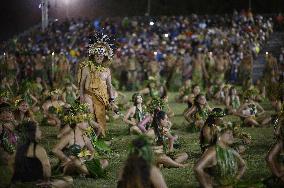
[12,121,48,182]
[152,110,188,168]
[117,136,168,188]
[42,90,65,127]
[14,99,37,125]
[184,94,212,132]
[124,93,149,135]
[12,121,72,187]
[195,125,246,188]
[225,87,241,115]
[52,120,108,178]
[200,108,226,153]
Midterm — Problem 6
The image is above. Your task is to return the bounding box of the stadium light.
[149,21,154,26]
[40,0,49,31]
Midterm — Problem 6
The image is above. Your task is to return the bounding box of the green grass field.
[40,92,274,188]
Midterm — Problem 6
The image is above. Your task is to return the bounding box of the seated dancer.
[265,110,284,187]
[162,95,175,118]
[62,82,77,106]
[225,86,241,115]
[124,93,149,135]
[237,91,271,127]
[152,110,188,168]
[14,99,37,125]
[175,79,192,103]
[78,32,116,137]
[213,83,227,104]
[200,108,226,153]
[20,81,39,111]
[139,76,166,105]
[0,103,17,187]
[12,121,72,187]
[135,97,169,139]
[57,102,101,139]
[194,125,246,188]
[52,118,108,178]
[184,94,212,131]
[117,136,168,188]
[207,80,222,100]
[42,89,66,127]
[185,84,201,110]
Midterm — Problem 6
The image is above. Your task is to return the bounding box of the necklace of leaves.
[88,60,106,73]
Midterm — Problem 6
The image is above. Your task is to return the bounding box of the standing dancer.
[78,32,116,137]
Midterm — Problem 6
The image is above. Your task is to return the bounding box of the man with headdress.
[78,32,116,137]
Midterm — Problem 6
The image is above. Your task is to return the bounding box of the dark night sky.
[0,0,283,41]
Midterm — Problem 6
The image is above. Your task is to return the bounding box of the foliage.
[37,92,273,187]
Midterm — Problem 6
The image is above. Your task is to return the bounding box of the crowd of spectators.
[0,10,275,91]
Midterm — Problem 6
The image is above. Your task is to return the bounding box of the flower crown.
[50,89,62,96]
[14,98,25,107]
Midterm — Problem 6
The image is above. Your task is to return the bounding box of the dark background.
[0,0,283,41]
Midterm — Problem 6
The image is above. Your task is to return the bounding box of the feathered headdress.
[88,31,115,60]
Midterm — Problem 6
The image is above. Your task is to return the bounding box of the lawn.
[39,92,274,188]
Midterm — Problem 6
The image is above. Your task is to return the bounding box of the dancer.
[78,32,116,137]
[195,125,246,188]
[124,93,148,135]
[184,94,211,131]
[118,136,168,188]
[265,109,284,187]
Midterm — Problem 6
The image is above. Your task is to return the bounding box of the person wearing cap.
[195,123,246,188]
[78,32,116,137]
